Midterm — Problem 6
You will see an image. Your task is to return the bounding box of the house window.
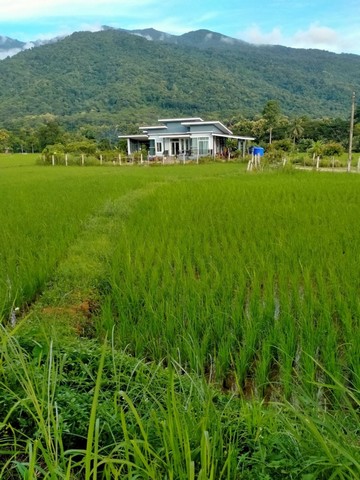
[156,142,162,153]
[149,140,155,156]
[198,137,209,155]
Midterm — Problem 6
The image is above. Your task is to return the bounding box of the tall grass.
[1,325,359,479]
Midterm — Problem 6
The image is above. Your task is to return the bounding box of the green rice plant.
[0,157,164,319]
[86,170,360,401]
[254,338,274,399]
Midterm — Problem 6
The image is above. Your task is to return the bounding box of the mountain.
[118,27,247,49]
[0,28,359,133]
[0,35,25,50]
[0,34,63,60]
[0,35,26,59]
[103,26,253,49]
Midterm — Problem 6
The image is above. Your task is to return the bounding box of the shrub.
[322,141,344,156]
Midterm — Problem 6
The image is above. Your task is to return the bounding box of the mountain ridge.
[2,26,359,60]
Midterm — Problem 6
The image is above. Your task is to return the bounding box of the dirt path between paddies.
[14,182,167,341]
[295,165,360,173]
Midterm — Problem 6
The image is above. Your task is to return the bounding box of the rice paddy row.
[96,172,360,399]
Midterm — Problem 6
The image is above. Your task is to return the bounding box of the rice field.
[93,171,360,395]
[0,154,359,478]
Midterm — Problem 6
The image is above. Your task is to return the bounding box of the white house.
[119,117,254,159]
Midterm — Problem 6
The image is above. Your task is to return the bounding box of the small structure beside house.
[119,117,254,160]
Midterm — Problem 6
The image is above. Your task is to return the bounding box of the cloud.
[0,42,35,60]
[240,22,360,54]
[1,1,157,20]
[0,48,23,60]
[241,25,283,46]
[292,24,340,49]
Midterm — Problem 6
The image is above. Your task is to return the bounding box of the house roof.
[118,134,149,141]
[139,126,167,131]
[212,133,255,141]
[181,121,233,135]
[158,117,203,123]
[119,118,255,142]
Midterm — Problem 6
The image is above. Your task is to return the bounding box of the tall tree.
[36,120,64,151]
[290,117,304,144]
[262,100,281,144]
[0,129,10,152]
[354,104,360,124]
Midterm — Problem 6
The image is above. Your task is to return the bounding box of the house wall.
[188,125,223,134]
[162,121,188,133]
[144,128,167,135]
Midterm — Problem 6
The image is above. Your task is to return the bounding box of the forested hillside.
[0,28,359,134]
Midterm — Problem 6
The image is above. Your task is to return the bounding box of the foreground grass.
[0,157,359,478]
[1,326,359,479]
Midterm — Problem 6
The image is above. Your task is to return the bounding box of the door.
[171,140,180,156]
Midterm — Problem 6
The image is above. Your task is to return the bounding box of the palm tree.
[309,140,324,158]
[308,140,324,169]
[290,117,304,145]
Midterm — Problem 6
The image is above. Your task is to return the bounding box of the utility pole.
[348,91,355,173]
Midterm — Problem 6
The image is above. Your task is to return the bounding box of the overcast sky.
[1,0,359,56]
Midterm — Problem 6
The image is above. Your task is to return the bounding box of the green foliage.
[225,138,238,152]
[1,327,359,479]
[308,140,324,157]
[36,118,65,151]
[271,138,293,152]
[0,129,10,152]
[289,117,305,143]
[297,138,314,152]
[322,141,345,156]
[65,140,97,154]
[262,100,282,144]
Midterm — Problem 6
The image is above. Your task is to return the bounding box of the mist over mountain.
[0,34,63,60]
[0,35,26,59]
[0,27,358,132]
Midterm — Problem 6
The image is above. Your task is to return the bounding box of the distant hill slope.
[0,35,25,50]
[0,35,26,59]
[0,28,359,131]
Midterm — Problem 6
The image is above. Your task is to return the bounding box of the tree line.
[0,101,359,158]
